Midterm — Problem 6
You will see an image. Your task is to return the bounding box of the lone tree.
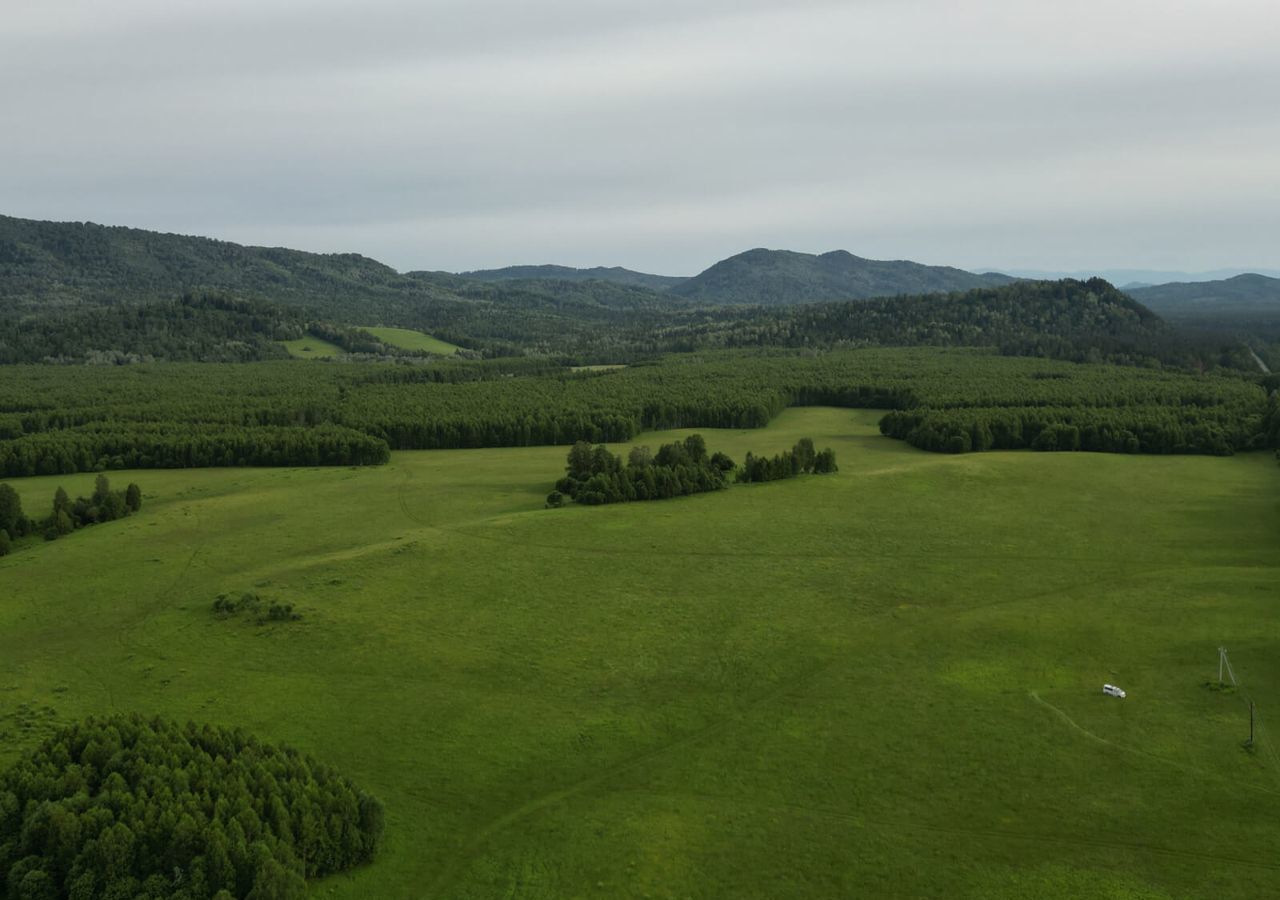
[125,482,143,512]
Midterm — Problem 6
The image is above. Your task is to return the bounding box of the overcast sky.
[3,0,1278,275]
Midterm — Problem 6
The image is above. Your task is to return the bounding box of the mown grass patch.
[279,334,347,358]
[364,326,460,355]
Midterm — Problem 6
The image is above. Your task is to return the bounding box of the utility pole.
[1249,701,1255,748]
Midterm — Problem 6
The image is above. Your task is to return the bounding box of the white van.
[1102,684,1126,699]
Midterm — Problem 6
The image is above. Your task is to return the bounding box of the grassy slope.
[2,409,1278,898]
[363,326,460,355]
[279,334,347,358]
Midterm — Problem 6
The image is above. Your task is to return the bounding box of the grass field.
[364,327,460,355]
[2,408,1278,898]
[280,334,347,358]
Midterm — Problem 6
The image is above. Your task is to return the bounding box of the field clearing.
[2,408,1278,898]
[280,334,347,358]
[364,326,460,355]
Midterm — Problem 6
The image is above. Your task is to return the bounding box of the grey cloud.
[2,0,1277,274]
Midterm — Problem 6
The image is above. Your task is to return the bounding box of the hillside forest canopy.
[0,215,1274,368]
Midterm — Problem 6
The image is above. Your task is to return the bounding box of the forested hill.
[0,214,696,356]
[453,264,687,291]
[1127,274,1280,321]
[667,248,1016,306]
[0,214,1259,370]
[0,292,403,365]
[652,278,1239,368]
[0,213,415,311]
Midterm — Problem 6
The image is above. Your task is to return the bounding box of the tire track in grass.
[1029,691,1280,797]
[425,660,836,899]
[117,503,203,662]
[399,468,1186,570]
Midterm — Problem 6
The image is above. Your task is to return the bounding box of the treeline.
[0,715,383,900]
[0,424,389,477]
[738,438,837,482]
[0,349,1268,476]
[549,435,734,505]
[881,405,1253,455]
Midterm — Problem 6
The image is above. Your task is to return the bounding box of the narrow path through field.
[426,660,836,898]
[397,463,1172,567]
[1029,691,1278,797]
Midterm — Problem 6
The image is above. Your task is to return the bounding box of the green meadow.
[280,335,347,359]
[2,408,1278,898]
[363,327,460,355]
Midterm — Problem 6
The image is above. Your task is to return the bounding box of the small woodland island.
[0,476,141,556]
[0,716,383,900]
[548,435,836,506]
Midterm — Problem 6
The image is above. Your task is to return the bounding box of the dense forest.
[641,278,1241,368]
[0,293,417,365]
[2,276,1256,372]
[0,349,1266,477]
[0,715,383,900]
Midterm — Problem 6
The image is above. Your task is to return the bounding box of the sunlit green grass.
[364,326,460,355]
[2,409,1278,898]
[280,334,346,358]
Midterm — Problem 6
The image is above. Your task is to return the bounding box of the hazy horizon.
[4,0,1278,275]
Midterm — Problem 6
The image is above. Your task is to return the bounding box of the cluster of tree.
[549,435,735,505]
[0,476,141,554]
[0,349,1269,477]
[43,475,142,540]
[737,438,837,483]
[0,714,383,899]
[212,592,301,624]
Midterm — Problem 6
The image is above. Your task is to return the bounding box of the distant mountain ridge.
[999,267,1280,285]
[1126,274,1280,319]
[667,248,1016,306]
[455,264,686,292]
